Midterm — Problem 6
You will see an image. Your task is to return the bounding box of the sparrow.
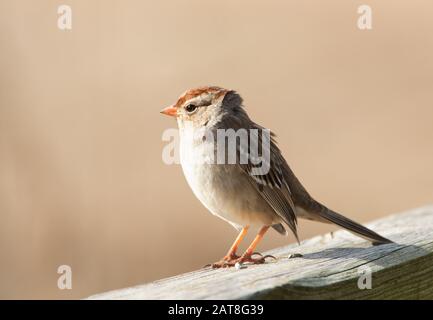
[161,86,392,268]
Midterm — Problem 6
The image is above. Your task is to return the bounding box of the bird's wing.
[236,123,299,241]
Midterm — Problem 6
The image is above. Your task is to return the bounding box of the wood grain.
[87,206,433,300]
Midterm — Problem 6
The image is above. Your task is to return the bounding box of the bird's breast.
[179,137,276,228]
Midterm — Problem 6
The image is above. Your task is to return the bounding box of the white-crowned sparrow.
[161,86,392,268]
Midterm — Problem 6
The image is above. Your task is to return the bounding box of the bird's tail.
[307,201,393,245]
[282,164,393,245]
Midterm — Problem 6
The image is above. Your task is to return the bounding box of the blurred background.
[0,0,432,299]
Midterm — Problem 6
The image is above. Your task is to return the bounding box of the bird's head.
[160,86,244,129]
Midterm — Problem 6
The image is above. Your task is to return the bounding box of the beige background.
[0,0,432,299]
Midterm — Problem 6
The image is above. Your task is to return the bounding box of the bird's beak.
[160,105,178,117]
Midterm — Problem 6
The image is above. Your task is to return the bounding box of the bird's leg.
[223,226,249,261]
[237,226,275,265]
[209,227,249,268]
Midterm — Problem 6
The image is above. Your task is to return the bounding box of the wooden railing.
[88,206,433,300]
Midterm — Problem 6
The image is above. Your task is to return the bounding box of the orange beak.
[160,105,178,117]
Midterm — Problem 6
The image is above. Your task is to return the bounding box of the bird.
[160,86,393,268]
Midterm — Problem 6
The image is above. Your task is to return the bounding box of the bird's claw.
[207,252,277,269]
[263,254,277,261]
[251,252,263,258]
[208,260,237,269]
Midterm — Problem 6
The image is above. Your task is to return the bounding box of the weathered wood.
[88,206,433,300]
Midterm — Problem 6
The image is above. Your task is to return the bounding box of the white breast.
[178,126,276,229]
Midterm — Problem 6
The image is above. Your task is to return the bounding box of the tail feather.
[280,163,393,244]
[297,198,393,245]
[317,207,393,245]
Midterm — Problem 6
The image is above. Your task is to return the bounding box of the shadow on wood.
[87,206,433,300]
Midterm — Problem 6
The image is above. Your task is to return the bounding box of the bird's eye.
[184,104,198,114]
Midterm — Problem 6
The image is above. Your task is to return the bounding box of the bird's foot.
[237,252,277,265]
[204,253,240,268]
[207,252,276,269]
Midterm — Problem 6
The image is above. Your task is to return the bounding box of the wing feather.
[237,123,299,241]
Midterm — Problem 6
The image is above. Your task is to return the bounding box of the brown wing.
[237,123,299,242]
